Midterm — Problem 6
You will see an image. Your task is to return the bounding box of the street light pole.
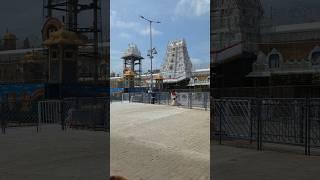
[140,15,160,91]
[149,20,153,91]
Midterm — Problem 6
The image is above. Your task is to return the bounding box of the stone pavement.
[212,141,320,180]
[0,125,108,180]
[110,102,210,179]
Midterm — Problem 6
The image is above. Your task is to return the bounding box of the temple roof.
[20,52,44,63]
[124,69,135,77]
[262,22,320,34]
[154,74,164,80]
[121,43,144,60]
[43,29,83,46]
[3,31,16,40]
[259,40,320,61]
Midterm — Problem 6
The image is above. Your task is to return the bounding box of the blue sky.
[110,0,210,74]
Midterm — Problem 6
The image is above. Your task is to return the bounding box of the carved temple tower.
[211,0,264,87]
[211,0,263,54]
[121,43,144,87]
[160,39,192,81]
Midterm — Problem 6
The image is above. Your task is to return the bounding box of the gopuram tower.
[160,39,193,83]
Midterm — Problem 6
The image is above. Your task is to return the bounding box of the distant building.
[2,30,17,50]
[212,0,264,88]
[23,38,31,49]
[247,22,320,86]
[111,39,209,90]
[211,0,263,55]
[0,17,109,84]
[0,43,109,83]
[212,0,320,98]
[0,48,46,83]
[160,39,193,87]
[188,68,210,88]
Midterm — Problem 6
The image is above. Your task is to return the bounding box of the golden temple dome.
[20,52,44,63]
[3,31,16,40]
[154,74,164,80]
[43,29,83,46]
[124,69,135,77]
[116,78,124,82]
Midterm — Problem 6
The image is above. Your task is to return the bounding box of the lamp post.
[140,15,160,91]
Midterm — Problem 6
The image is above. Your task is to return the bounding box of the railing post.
[121,93,123,103]
[304,97,311,156]
[299,100,304,144]
[219,99,223,145]
[104,99,108,131]
[60,99,65,131]
[308,99,311,156]
[94,97,97,130]
[249,99,253,144]
[1,118,5,134]
[256,98,263,151]
[37,101,41,133]
[204,92,208,111]
[188,92,192,109]
[1,104,6,134]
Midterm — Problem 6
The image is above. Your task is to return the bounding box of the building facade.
[211,0,264,88]
[211,0,263,54]
[247,22,320,86]
[160,39,193,81]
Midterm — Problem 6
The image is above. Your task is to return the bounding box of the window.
[269,54,280,69]
[47,27,57,39]
[311,51,320,65]
[65,51,73,59]
[194,78,198,84]
[52,51,58,59]
[169,65,173,70]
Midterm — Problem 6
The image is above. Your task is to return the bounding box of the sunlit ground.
[110,102,210,179]
[0,125,108,180]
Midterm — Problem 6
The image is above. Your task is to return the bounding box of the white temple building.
[160,39,193,83]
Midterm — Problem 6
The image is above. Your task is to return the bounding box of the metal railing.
[212,85,320,98]
[1,97,109,134]
[213,98,320,155]
[0,100,38,134]
[60,97,109,131]
[121,91,210,110]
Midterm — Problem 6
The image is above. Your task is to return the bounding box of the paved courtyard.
[212,141,320,180]
[0,125,108,180]
[110,102,210,179]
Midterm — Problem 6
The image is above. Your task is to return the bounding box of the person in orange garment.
[171,89,177,106]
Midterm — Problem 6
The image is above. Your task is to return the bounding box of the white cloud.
[139,27,162,36]
[191,57,203,64]
[110,49,124,73]
[175,0,210,17]
[191,57,210,69]
[111,10,139,29]
[111,9,162,37]
[119,32,131,39]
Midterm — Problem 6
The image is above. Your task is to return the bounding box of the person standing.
[171,90,177,106]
